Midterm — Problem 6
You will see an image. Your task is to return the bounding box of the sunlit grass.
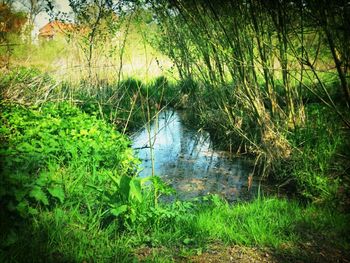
[1,3,349,261]
[189,197,348,248]
[2,194,348,261]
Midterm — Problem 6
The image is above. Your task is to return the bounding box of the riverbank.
[1,101,349,262]
[136,241,350,263]
[1,69,349,262]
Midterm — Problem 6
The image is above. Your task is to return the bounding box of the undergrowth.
[0,68,349,262]
[0,100,349,262]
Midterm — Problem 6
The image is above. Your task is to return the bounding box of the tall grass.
[149,0,350,206]
[0,67,349,262]
[0,67,180,132]
[1,1,349,261]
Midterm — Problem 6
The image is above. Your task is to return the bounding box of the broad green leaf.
[110,205,128,217]
[36,172,49,186]
[28,207,38,215]
[130,179,142,202]
[17,142,34,152]
[48,186,65,203]
[29,186,49,206]
[120,175,131,200]
[107,172,121,186]
[183,238,192,245]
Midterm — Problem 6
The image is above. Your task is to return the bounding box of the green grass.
[127,196,350,262]
[0,69,349,262]
[282,103,350,206]
[2,195,349,262]
[190,197,348,247]
[2,3,349,260]
[0,67,180,133]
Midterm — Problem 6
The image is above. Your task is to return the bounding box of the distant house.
[38,21,74,40]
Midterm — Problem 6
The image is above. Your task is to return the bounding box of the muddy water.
[131,110,257,201]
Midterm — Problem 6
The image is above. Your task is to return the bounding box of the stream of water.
[131,110,258,201]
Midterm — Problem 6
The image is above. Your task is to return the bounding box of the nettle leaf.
[14,189,27,201]
[16,201,29,217]
[110,205,128,217]
[17,142,34,152]
[183,238,193,245]
[28,207,39,215]
[129,179,142,203]
[48,186,65,203]
[119,175,131,200]
[29,186,49,206]
[36,172,49,186]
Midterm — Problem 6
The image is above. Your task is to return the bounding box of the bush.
[284,104,347,206]
[0,101,182,261]
[0,102,138,219]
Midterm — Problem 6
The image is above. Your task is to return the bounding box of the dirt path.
[136,242,350,262]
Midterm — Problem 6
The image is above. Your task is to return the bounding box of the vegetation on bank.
[0,101,349,262]
[1,73,349,261]
[150,0,350,208]
[1,0,350,261]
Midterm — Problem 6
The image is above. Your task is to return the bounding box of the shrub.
[0,102,138,218]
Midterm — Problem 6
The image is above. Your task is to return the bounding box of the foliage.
[0,101,197,261]
[190,196,349,248]
[284,104,350,206]
[1,192,349,261]
[147,0,350,207]
[0,102,138,219]
[74,76,179,131]
[0,97,349,262]
[0,3,27,34]
[0,0,349,260]
[150,0,350,180]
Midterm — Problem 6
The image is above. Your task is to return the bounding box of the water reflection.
[131,110,256,201]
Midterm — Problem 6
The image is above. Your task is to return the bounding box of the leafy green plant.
[102,173,148,225]
[0,102,138,219]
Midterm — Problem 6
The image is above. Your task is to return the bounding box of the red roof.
[38,21,74,38]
